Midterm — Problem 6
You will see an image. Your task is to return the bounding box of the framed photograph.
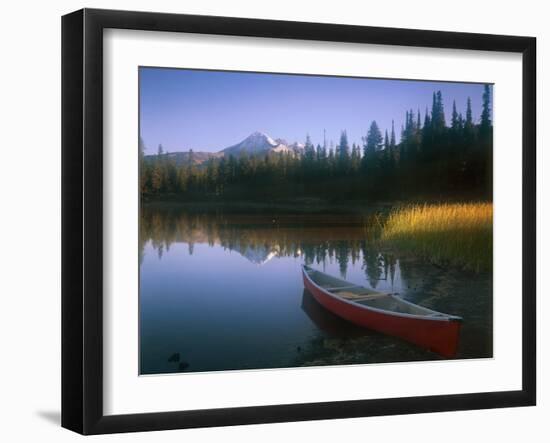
[62,8,536,435]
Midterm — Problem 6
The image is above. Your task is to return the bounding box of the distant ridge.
[144,131,305,165]
[144,151,223,166]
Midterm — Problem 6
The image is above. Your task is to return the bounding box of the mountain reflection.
[140,205,398,286]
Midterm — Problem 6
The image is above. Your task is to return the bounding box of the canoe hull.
[302,270,461,357]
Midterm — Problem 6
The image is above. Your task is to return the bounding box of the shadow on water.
[301,289,370,338]
[139,204,492,374]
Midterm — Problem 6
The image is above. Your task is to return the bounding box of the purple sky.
[139,67,491,155]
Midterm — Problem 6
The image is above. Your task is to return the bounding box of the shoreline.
[141,197,492,214]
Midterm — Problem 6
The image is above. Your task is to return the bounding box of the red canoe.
[302,265,462,357]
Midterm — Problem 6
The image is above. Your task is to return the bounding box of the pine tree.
[328,147,335,174]
[315,143,322,162]
[390,120,396,149]
[464,97,475,145]
[465,97,473,128]
[420,108,432,162]
[451,100,459,131]
[337,130,350,172]
[480,84,492,139]
[423,107,431,129]
[431,91,446,131]
[316,143,327,167]
[351,143,361,172]
[365,121,383,156]
[437,91,446,127]
[304,134,315,163]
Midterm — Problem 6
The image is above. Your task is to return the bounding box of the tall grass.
[381,202,493,272]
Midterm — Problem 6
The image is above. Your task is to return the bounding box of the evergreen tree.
[458,113,464,131]
[351,143,361,172]
[423,107,431,129]
[431,91,446,131]
[337,130,350,171]
[480,84,492,139]
[465,97,473,127]
[420,108,432,161]
[364,121,383,156]
[315,143,322,162]
[362,121,383,175]
[327,147,335,174]
[464,97,475,145]
[451,100,459,131]
[304,134,315,163]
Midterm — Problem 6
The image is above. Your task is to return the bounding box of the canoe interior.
[303,265,449,318]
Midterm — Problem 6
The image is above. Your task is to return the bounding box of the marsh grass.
[381,202,493,272]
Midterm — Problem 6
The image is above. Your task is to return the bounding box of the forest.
[139,85,492,203]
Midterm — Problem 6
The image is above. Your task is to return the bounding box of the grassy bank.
[380,202,493,272]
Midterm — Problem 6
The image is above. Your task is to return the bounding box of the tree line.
[140,85,492,202]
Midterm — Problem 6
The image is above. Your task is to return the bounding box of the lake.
[139,204,492,374]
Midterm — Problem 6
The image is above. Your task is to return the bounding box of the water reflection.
[139,204,492,374]
[140,205,399,287]
[301,289,368,337]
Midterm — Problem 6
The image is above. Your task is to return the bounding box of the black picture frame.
[62,8,536,435]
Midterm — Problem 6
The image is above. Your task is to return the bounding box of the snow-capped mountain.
[275,139,305,154]
[222,131,292,156]
[238,244,280,265]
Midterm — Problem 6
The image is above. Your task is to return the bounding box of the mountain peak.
[222,131,282,156]
[250,130,269,137]
[244,131,277,145]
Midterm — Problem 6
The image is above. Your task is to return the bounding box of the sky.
[139,67,491,155]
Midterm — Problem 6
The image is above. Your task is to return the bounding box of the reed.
[381,202,493,272]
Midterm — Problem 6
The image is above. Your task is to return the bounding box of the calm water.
[139,205,492,374]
